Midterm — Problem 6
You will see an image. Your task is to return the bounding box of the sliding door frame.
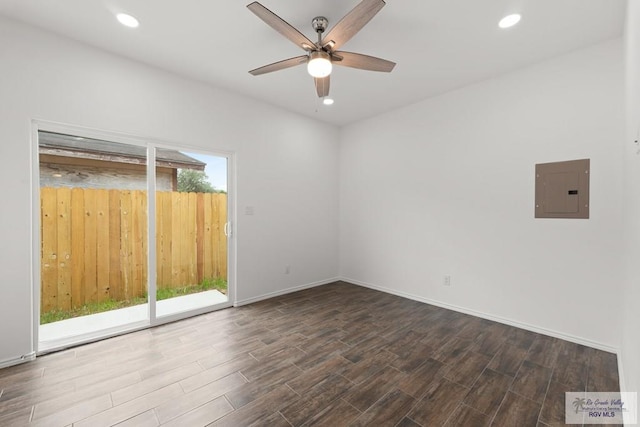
[31,120,236,353]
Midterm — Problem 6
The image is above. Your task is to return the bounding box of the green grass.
[40,297,147,324]
[157,277,227,301]
[40,278,228,325]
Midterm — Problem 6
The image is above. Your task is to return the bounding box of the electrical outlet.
[285,265,290,275]
[444,275,451,286]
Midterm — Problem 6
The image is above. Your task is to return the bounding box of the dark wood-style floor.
[0,282,620,426]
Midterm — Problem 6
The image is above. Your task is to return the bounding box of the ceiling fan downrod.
[312,16,328,45]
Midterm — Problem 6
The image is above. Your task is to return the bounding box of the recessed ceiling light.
[499,14,521,29]
[323,98,334,106]
[116,13,139,28]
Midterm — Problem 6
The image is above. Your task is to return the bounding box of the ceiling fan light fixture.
[498,13,521,29]
[116,13,139,28]
[323,97,334,105]
[307,51,332,78]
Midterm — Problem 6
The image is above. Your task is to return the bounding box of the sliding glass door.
[36,128,232,352]
[154,151,229,318]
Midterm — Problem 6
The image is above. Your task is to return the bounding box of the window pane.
[39,131,148,345]
[155,151,228,317]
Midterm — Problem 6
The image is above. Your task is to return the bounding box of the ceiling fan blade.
[247,2,316,51]
[333,51,395,72]
[321,0,385,52]
[249,55,308,76]
[315,76,330,98]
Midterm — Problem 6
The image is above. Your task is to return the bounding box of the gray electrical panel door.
[535,159,590,219]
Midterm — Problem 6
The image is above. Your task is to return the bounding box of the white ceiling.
[0,0,626,126]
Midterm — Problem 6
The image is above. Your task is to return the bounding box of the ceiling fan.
[247,0,396,98]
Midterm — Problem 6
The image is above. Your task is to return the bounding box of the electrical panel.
[535,159,590,219]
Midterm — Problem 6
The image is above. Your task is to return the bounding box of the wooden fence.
[40,188,227,313]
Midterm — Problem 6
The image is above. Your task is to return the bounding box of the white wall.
[339,39,625,349]
[0,11,629,373]
[621,0,640,394]
[0,17,339,365]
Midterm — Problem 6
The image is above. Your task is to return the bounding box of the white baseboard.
[233,277,340,307]
[341,276,620,355]
[0,352,36,369]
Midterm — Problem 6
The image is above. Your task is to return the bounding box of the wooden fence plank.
[56,187,72,310]
[155,191,163,287]
[211,194,221,278]
[159,191,173,290]
[41,188,57,313]
[187,192,197,285]
[109,190,122,301]
[120,190,133,300]
[130,191,147,298]
[196,193,205,284]
[83,189,98,303]
[180,193,190,286]
[203,193,213,280]
[218,193,228,280]
[135,190,148,299]
[70,188,85,308]
[170,192,182,288]
[96,189,110,300]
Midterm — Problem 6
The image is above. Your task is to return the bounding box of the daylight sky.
[185,152,228,192]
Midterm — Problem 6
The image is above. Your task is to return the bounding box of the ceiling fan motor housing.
[312,16,328,34]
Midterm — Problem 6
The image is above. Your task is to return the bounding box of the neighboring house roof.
[39,131,206,171]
